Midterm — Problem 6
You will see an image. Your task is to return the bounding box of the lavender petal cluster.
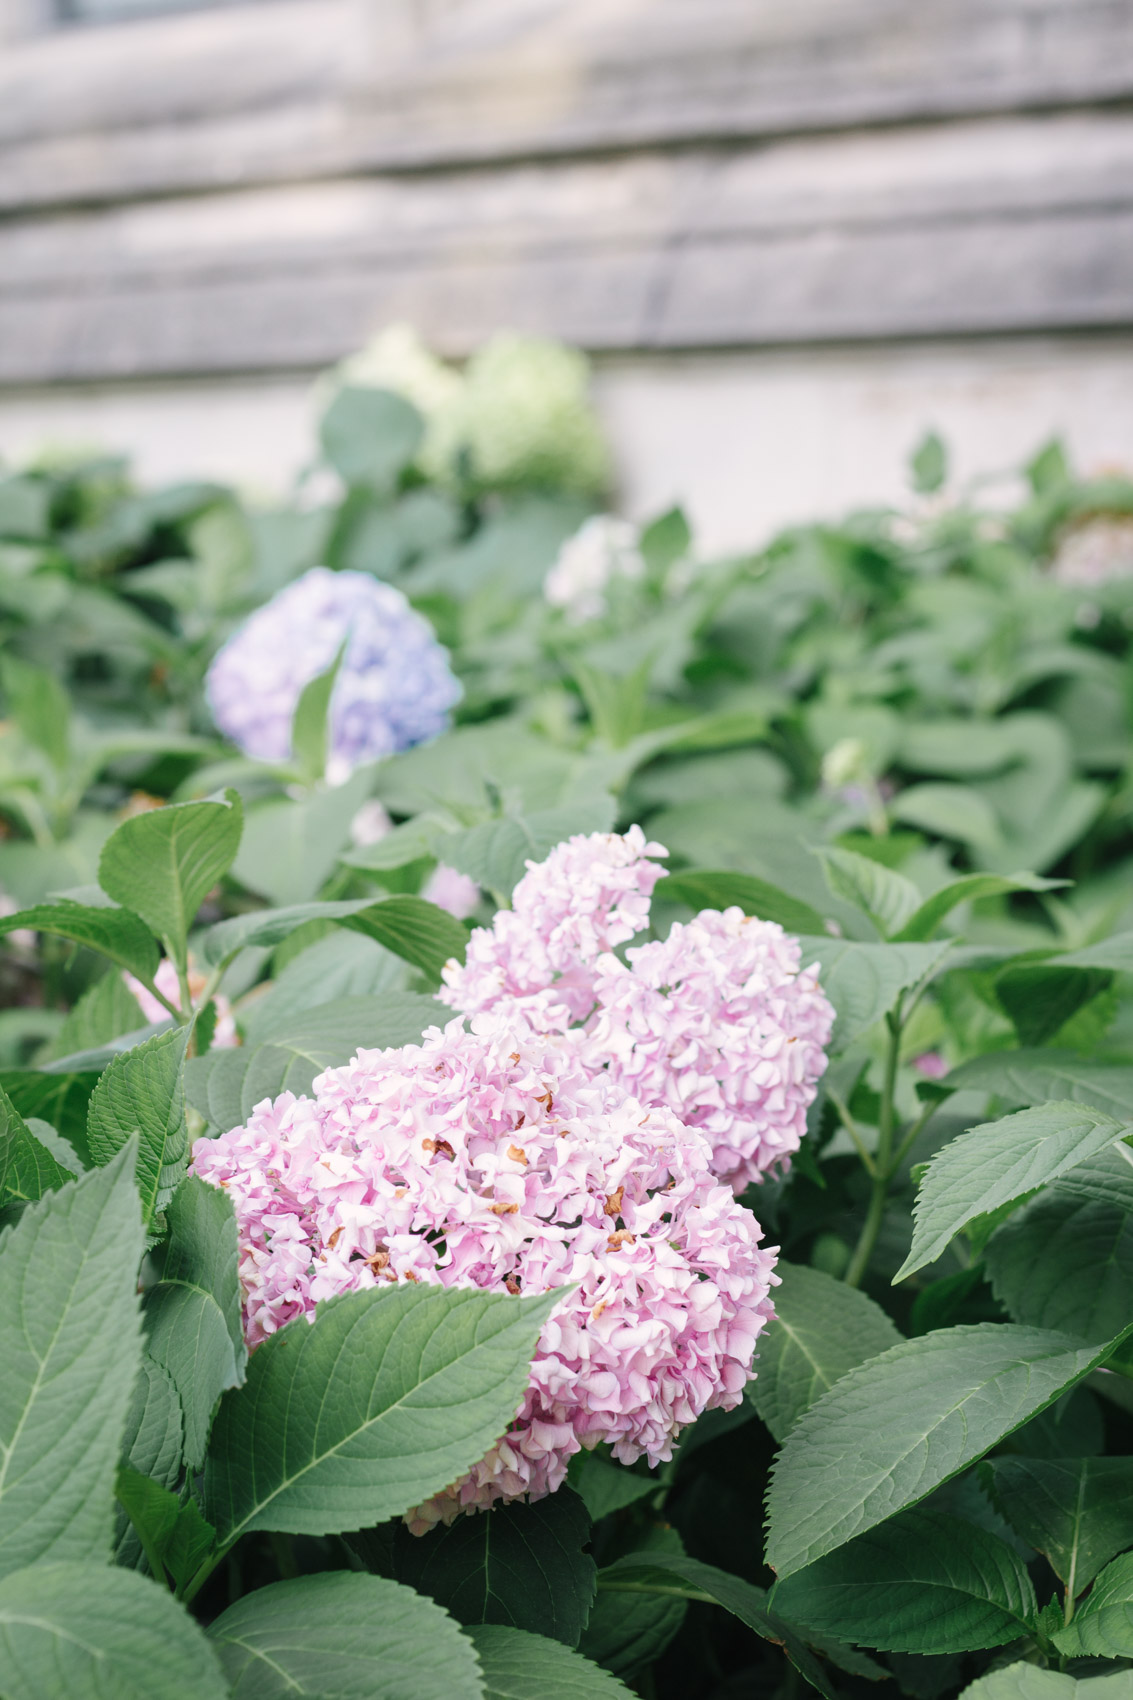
[192,1010,777,1532]
[206,567,461,772]
[441,828,833,1193]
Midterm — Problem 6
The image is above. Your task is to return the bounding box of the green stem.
[825,1087,877,1177]
[179,1538,235,1606]
[844,1006,902,1288]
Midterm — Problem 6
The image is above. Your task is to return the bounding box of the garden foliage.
[4,337,1133,1697]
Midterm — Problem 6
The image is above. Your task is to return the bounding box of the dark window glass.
[59,0,246,20]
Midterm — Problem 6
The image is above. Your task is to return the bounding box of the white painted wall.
[3,333,1132,552]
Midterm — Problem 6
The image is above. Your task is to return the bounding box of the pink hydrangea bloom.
[124,958,239,1048]
[442,829,832,1193]
[422,863,481,921]
[579,909,833,1190]
[442,826,668,1023]
[191,1011,777,1533]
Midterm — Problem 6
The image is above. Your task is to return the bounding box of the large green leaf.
[772,1507,1037,1654]
[204,892,465,982]
[114,1355,184,1567]
[0,1144,144,1578]
[982,1456,1133,1594]
[240,931,409,1045]
[597,1550,836,1699]
[797,937,953,1051]
[996,964,1115,1048]
[749,1263,902,1441]
[0,1070,100,1165]
[115,1466,216,1593]
[895,874,1066,943]
[320,385,424,489]
[816,846,920,937]
[440,799,617,901]
[203,1283,560,1546]
[960,1665,1133,1700]
[0,897,159,982]
[567,1451,659,1521]
[579,1525,687,1680]
[898,1103,1133,1280]
[86,1022,192,1222]
[660,870,828,936]
[185,993,440,1130]
[765,1324,1127,1579]
[0,1078,74,1205]
[99,791,243,957]
[48,969,151,1060]
[984,1149,1133,1341]
[1054,1551,1133,1657]
[231,768,373,906]
[209,1571,482,1699]
[142,1176,246,1469]
[0,1561,228,1700]
[469,1625,633,1699]
[380,1487,595,1647]
[947,1051,1133,1119]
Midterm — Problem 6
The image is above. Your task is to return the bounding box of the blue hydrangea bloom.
[206,567,461,772]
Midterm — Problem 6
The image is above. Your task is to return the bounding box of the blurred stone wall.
[3,0,1133,543]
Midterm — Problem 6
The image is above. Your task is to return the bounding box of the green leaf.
[204,1283,561,1544]
[597,1550,837,1699]
[86,1022,192,1223]
[0,1561,229,1700]
[0,1070,101,1165]
[765,1323,1127,1579]
[381,1488,595,1647]
[201,895,465,982]
[911,430,948,494]
[469,1624,634,1699]
[289,641,345,784]
[960,1665,1133,1700]
[114,1355,185,1566]
[660,870,828,936]
[982,1456,1133,1593]
[320,386,424,489]
[116,1466,216,1590]
[895,874,1066,943]
[946,1051,1133,1119]
[441,799,617,901]
[567,1451,659,1521]
[232,767,373,906]
[345,894,467,981]
[891,785,1004,856]
[2,654,70,771]
[210,1571,483,1698]
[773,1507,1036,1654]
[99,791,243,958]
[798,937,953,1051]
[185,993,439,1129]
[749,1262,902,1441]
[142,1176,246,1470]
[0,1144,144,1578]
[984,1148,1133,1341]
[816,846,920,937]
[579,1525,686,1679]
[48,969,151,1060]
[897,1103,1133,1281]
[0,1078,75,1205]
[1054,1551,1133,1657]
[0,897,159,982]
[996,964,1114,1048]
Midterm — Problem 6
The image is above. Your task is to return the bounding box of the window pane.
[59,0,245,19]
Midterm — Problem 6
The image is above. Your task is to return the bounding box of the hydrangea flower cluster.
[544,516,645,624]
[125,957,238,1047]
[192,1012,777,1532]
[442,829,833,1192]
[206,568,461,775]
